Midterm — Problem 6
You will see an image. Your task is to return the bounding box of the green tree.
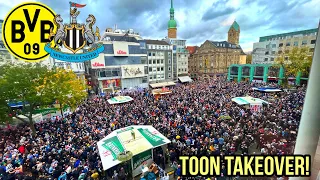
[0,63,54,135]
[274,47,312,86]
[43,68,87,116]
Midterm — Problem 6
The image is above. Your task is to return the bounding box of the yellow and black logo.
[1,2,56,62]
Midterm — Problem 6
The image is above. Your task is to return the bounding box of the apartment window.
[141,57,147,64]
[185,68,187,72]
[286,42,291,46]
[157,60,160,64]
[157,67,160,71]
[149,60,152,64]
[149,67,152,72]
[272,44,276,48]
[294,41,298,46]
[149,76,153,80]
[168,73,171,78]
[153,75,156,79]
[302,40,307,45]
[160,59,164,64]
[311,40,316,44]
[265,51,269,55]
[152,52,155,56]
[161,67,164,71]
[168,66,171,71]
[148,52,151,56]
[168,59,171,64]
[142,77,148,83]
[144,66,148,74]
[161,75,164,79]
[279,43,283,47]
[272,51,275,55]
[310,48,315,52]
[264,58,268,61]
[153,60,156,64]
[271,58,274,61]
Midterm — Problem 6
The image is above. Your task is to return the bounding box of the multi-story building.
[189,21,246,78]
[145,40,173,83]
[186,46,198,78]
[88,28,148,93]
[252,28,317,64]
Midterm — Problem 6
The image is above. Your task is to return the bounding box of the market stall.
[97,125,171,177]
[152,87,172,101]
[107,96,134,104]
[231,96,270,112]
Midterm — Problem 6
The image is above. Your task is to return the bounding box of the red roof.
[186,46,198,54]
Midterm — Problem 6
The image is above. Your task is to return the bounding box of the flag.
[70,1,86,8]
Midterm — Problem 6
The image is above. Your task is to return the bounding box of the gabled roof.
[145,39,169,45]
[186,46,198,54]
[207,40,246,55]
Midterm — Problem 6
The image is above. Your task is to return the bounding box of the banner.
[113,41,129,56]
[91,54,105,69]
[132,149,153,177]
[250,104,261,112]
[137,128,166,147]
[121,65,145,79]
[45,43,104,62]
[101,136,125,160]
[107,96,134,104]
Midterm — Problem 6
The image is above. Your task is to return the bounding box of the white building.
[88,28,148,93]
[145,40,173,83]
[252,28,317,64]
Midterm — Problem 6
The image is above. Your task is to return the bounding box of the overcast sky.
[1,0,319,52]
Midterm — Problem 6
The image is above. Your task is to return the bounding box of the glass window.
[148,52,151,56]
[161,67,164,71]
[279,43,283,47]
[168,59,171,64]
[157,67,160,71]
[144,66,148,74]
[264,58,268,61]
[161,59,164,64]
[294,41,298,46]
[168,73,171,78]
[168,66,171,71]
[286,42,291,46]
[149,60,152,64]
[302,40,307,45]
[157,60,160,64]
[272,51,275,55]
[142,77,148,83]
[271,58,274,61]
[153,60,156,64]
[152,53,155,56]
[310,40,316,44]
[149,67,152,72]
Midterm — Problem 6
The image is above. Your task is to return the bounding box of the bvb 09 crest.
[44,1,104,62]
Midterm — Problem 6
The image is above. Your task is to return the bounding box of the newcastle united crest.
[44,2,104,62]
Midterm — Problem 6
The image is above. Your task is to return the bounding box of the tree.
[43,68,87,116]
[0,63,54,135]
[274,47,312,86]
[246,54,252,64]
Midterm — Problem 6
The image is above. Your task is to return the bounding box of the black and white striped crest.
[63,25,86,54]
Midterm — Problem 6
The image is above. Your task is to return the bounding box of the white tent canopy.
[107,96,133,104]
[97,125,171,171]
[231,96,270,105]
[149,81,176,88]
[178,76,192,83]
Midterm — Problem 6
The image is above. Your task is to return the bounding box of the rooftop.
[186,46,198,54]
[145,39,169,45]
[209,41,246,55]
[259,28,318,42]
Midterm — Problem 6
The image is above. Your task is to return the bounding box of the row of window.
[178,68,188,72]
[148,59,164,64]
[147,45,170,50]
[149,74,165,80]
[264,48,315,55]
[276,39,316,48]
[148,51,165,56]
[265,32,317,41]
[149,67,164,72]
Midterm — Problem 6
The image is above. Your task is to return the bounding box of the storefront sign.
[121,65,145,79]
[92,62,104,67]
[113,41,129,56]
[91,54,105,69]
[132,149,153,177]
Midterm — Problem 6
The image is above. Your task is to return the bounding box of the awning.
[178,76,193,83]
[149,81,176,88]
[252,87,282,92]
[107,96,133,104]
[97,125,171,170]
[231,96,270,105]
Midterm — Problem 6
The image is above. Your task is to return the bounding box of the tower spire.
[171,0,173,9]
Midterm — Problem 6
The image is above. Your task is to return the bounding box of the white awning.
[178,76,193,83]
[149,81,176,88]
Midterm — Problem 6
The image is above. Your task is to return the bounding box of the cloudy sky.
[1,0,319,52]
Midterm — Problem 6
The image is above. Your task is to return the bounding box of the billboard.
[113,41,129,56]
[91,54,105,69]
[121,65,145,79]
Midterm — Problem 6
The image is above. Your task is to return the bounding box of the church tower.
[167,0,177,38]
[228,21,240,45]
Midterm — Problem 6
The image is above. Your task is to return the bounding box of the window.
[178,68,180,72]
[157,60,160,64]
[178,55,181,58]
[148,52,151,56]
[168,73,171,78]
[161,59,164,64]
[168,59,171,64]
[161,75,164,79]
[144,66,148,74]
[294,41,298,46]
[149,60,152,64]
[272,51,275,55]
[271,58,274,61]
[168,66,171,71]
[149,67,152,72]
[149,76,152,80]
[310,48,315,52]
[272,44,276,48]
[185,68,187,72]
[161,67,164,71]
[157,67,160,71]
[153,75,156,79]
[265,51,269,55]
[142,77,148,83]
[302,40,307,45]
[152,53,155,56]
[264,58,268,61]
[311,40,316,44]
[286,42,291,46]
[279,43,283,47]
[153,60,156,64]
[266,45,269,48]
[141,57,147,64]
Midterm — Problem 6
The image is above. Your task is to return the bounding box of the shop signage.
[92,62,104,67]
[117,50,127,54]
[121,65,145,79]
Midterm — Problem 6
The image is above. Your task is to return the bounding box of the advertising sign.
[91,54,105,69]
[121,65,145,79]
[132,149,153,177]
[113,41,129,56]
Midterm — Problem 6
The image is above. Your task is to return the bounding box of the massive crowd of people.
[0,78,306,180]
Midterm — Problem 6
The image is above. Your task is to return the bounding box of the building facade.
[228,64,309,85]
[89,28,148,93]
[228,21,240,45]
[145,40,173,82]
[186,46,198,78]
[167,0,177,39]
[252,28,317,64]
